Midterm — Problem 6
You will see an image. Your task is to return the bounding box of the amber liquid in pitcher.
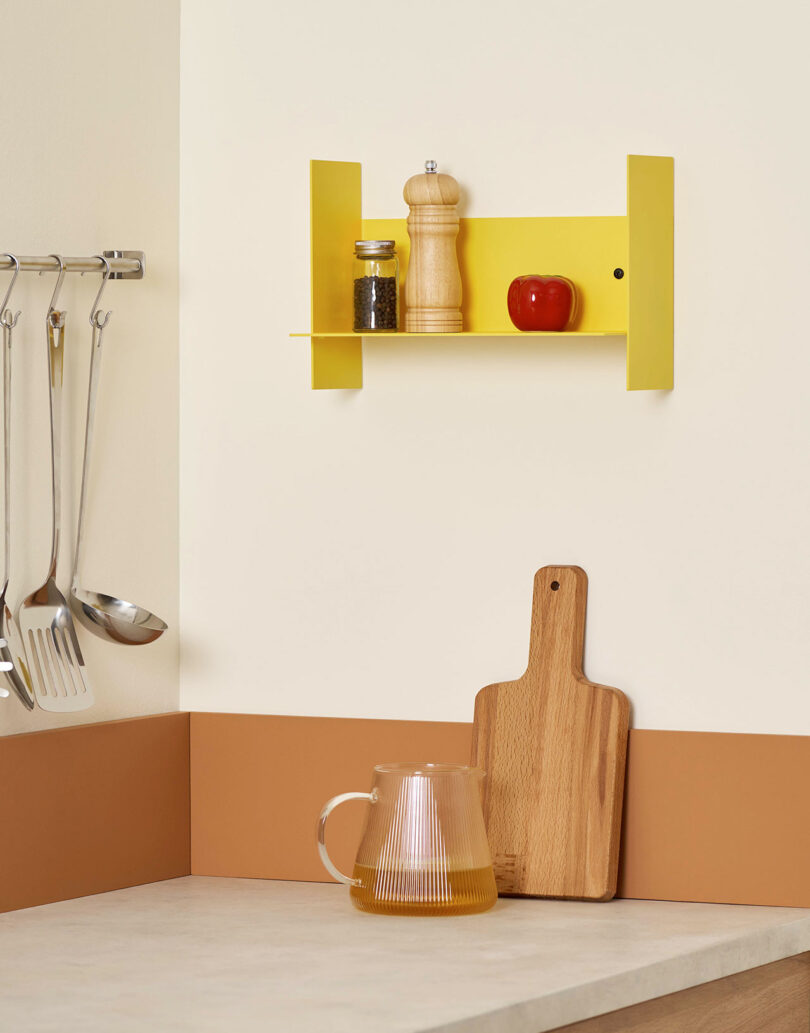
[350,863,497,916]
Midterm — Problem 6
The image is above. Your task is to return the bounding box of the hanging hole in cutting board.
[550,581,560,591]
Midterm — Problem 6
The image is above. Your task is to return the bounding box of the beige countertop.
[2,877,810,1032]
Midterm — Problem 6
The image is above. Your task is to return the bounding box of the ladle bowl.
[71,588,167,646]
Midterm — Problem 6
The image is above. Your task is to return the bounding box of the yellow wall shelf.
[293,156,673,391]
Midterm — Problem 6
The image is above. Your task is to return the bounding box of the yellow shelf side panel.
[626,155,674,390]
[310,160,362,389]
[363,216,628,335]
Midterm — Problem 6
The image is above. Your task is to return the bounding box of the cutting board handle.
[526,565,588,677]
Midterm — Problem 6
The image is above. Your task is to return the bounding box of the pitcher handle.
[317,790,377,885]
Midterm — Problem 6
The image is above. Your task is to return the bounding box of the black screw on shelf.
[613,268,625,279]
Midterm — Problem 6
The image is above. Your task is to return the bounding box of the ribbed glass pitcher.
[318,763,497,916]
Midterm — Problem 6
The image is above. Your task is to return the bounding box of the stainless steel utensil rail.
[0,252,143,279]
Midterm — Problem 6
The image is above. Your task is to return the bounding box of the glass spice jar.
[353,240,399,332]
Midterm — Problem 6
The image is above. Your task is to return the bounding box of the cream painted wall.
[0,1,179,734]
[179,0,810,734]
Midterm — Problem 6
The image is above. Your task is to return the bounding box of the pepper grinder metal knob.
[403,161,462,333]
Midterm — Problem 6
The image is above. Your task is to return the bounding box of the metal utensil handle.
[2,320,10,594]
[71,320,105,591]
[317,790,377,885]
[45,312,65,582]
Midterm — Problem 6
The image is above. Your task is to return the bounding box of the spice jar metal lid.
[354,239,396,257]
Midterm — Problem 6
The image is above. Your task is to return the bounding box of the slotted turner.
[19,307,93,711]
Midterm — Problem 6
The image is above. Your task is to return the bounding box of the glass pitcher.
[318,762,497,916]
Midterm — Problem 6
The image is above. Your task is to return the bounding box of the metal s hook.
[47,254,67,324]
[89,254,113,329]
[0,254,22,329]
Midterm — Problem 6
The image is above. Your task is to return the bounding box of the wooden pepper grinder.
[403,160,462,333]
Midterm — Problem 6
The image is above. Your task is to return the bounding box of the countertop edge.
[421,918,810,1033]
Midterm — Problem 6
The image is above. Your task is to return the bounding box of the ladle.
[69,255,167,645]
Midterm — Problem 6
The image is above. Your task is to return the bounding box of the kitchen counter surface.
[3,877,810,1033]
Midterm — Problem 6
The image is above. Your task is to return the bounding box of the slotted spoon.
[19,265,93,712]
[0,304,33,707]
[0,256,31,705]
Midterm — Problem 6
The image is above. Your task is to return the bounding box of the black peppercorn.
[354,275,398,331]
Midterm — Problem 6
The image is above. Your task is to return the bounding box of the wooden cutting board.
[471,565,630,901]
